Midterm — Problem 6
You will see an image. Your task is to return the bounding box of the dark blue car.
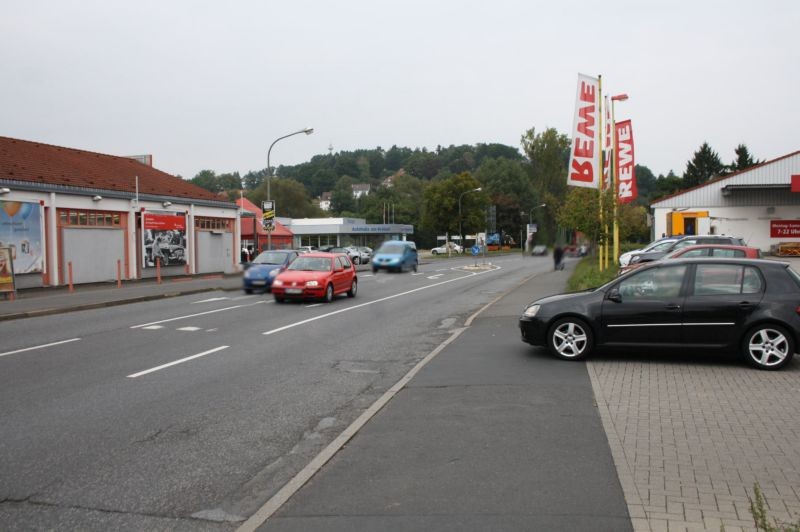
[242,250,298,293]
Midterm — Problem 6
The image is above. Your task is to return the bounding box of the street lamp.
[521,203,546,254]
[610,94,628,265]
[458,187,482,250]
[266,127,314,249]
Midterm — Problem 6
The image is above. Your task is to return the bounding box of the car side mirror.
[607,289,622,303]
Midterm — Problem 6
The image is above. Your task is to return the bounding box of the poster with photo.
[0,246,15,293]
[0,200,44,274]
[142,211,187,268]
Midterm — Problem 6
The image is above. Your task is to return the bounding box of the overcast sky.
[2,0,797,182]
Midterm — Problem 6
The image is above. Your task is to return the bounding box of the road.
[0,253,560,530]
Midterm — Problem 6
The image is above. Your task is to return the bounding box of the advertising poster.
[0,246,15,293]
[142,211,187,268]
[567,73,600,189]
[0,200,44,274]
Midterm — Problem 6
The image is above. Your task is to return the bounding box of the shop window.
[58,209,122,227]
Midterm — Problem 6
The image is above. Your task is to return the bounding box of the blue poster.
[0,201,44,273]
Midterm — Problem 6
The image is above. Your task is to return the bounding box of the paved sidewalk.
[0,274,243,321]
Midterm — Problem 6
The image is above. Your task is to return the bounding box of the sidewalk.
[0,274,243,321]
[253,264,632,532]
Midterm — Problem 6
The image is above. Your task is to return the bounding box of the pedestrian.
[241,246,249,263]
[553,244,564,271]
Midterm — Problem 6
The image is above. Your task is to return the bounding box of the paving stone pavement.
[588,355,800,532]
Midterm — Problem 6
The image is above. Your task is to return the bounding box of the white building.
[650,150,800,253]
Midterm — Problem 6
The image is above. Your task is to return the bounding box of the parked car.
[357,246,373,263]
[242,250,298,294]
[372,240,418,273]
[531,244,548,256]
[618,237,679,266]
[520,257,800,370]
[431,242,463,255]
[627,235,745,266]
[296,246,317,254]
[271,252,357,303]
[618,244,761,275]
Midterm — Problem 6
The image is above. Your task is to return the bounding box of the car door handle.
[664,304,681,311]
[739,301,754,308]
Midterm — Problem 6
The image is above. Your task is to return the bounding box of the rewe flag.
[567,74,600,189]
[615,119,638,203]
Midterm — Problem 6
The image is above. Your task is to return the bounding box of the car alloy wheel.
[743,325,794,370]
[324,283,334,303]
[548,317,593,360]
[347,279,357,298]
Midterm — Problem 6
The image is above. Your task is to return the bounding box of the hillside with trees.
[188,132,762,248]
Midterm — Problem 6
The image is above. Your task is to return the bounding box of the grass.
[566,254,618,292]
[745,482,800,532]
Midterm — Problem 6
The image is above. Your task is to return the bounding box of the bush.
[566,255,618,292]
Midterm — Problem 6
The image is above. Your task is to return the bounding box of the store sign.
[0,200,44,273]
[770,220,800,238]
[142,211,187,268]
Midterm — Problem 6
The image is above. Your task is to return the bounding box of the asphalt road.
[0,254,628,530]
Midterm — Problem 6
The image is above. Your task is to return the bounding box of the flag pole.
[612,98,620,267]
[598,75,605,271]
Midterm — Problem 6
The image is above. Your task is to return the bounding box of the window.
[58,209,122,227]
[617,265,686,299]
[194,217,232,231]
[693,264,761,295]
[680,249,709,258]
[710,248,745,258]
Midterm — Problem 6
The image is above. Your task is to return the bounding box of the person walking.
[553,244,564,271]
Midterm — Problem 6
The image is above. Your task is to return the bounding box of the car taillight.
[796,306,800,317]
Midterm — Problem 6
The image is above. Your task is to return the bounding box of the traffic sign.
[471,245,480,256]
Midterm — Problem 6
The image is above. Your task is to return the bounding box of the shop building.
[236,197,294,253]
[0,136,240,290]
[284,217,413,249]
[650,150,800,254]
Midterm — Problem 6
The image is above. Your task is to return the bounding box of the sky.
[2,0,797,182]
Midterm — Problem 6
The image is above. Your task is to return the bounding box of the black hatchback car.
[519,258,800,370]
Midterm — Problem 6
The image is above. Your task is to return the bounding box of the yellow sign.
[0,246,15,293]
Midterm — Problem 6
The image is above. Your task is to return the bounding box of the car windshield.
[288,257,331,272]
[377,244,406,254]
[252,252,287,265]
[648,240,678,252]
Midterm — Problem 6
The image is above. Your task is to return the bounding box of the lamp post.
[458,187,482,250]
[610,94,628,265]
[521,203,546,255]
[266,127,314,250]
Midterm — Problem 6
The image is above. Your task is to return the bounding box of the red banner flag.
[614,119,637,204]
[567,74,600,189]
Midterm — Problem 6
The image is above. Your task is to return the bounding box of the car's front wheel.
[547,317,593,360]
[431,250,438,255]
[244,288,253,294]
[742,324,794,370]
[323,283,334,303]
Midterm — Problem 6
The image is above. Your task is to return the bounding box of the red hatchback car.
[271,252,357,303]
[618,244,761,276]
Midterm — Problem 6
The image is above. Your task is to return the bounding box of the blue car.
[242,250,298,293]
[371,240,418,273]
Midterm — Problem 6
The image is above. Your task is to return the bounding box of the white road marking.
[427,274,443,279]
[192,297,229,304]
[130,300,266,329]
[142,325,164,330]
[263,266,498,337]
[305,303,322,308]
[411,272,425,276]
[436,268,448,272]
[0,338,81,358]
[232,295,258,300]
[206,328,218,332]
[177,326,202,331]
[127,346,229,378]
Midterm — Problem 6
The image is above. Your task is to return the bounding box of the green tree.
[249,178,323,219]
[683,142,724,188]
[405,149,441,180]
[521,127,571,244]
[242,169,267,191]
[421,172,486,243]
[632,164,657,206]
[385,145,413,172]
[331,175,356,214]
[730,143,760,172]
[190,169,220,192]
[475,157,538,241]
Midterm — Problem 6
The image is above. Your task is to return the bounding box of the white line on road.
[427,274,443,280]
[177,326,202,331]
[0,338,81,358]
[130,301,267,329]
[192,297,229,304]
[262,266,498,337]
[126,346,229,378]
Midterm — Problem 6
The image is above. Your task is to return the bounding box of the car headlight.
[306,280,319,287]
[522,304,540,318]
[269,269,279,277]
[272,279,283,287]
[631,256,641,264]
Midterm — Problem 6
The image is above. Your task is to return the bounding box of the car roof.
[672,244,758,252]
[298,252,339,258]
[637,256,786,268]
